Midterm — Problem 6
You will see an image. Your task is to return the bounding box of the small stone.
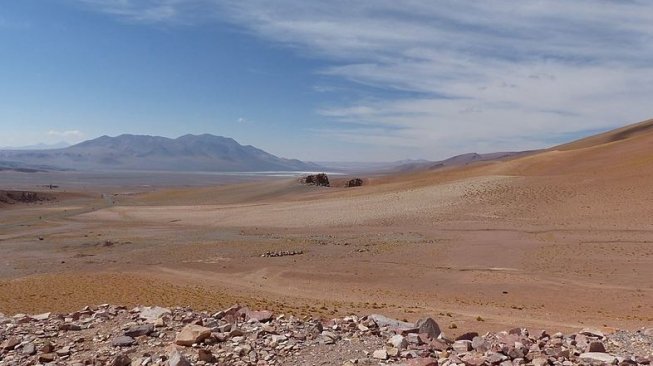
[112,353,132,366]
[373,349,388,360]
[39,353,57,362]
[388,334,408,350]
[168,348,191,366]
[198,349,214,362]
[387,346,400,357]
[56,345,71,356]
[1,337,20,351]
[461,354,487,366]
[175,324,212,346]
[124,323,155,337]
[399,358,438,366]
[31,312,51,321]
[40,341,55,353]
[22,343,36,355]
[453,340,473,352]
[532,357,549,366]
[112,335,137,347]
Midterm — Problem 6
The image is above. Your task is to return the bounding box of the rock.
[579,328,605,338]
[369,314,414,329]
[532,357,549,366]
[345,178,364,187]
[39,353,57,362]
[22,342,36,355]
[175,324,212,346]
[399,358,438,366]
[56,345,71,356]
[387,346,400,357]
[243,309,273,323]
[416,317,441,339]
[302,173,330,187]
[198,348,215,362]
[589,340,607,353]
[111,335,137,347]
[168,348,191,366]
[139,306,171,321]
[124,323,154,337]
[112,354,132,366]
[580,352,617,363]
[453,340,473,352]
[40,341,55,353]
[388,334,408,350]
[1,337,20,350]
[471,336,488,351]
[31,312,51,321]
[462,354,487,366]
[373,349,388,360]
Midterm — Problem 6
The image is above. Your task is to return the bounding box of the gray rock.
[368,314,414,329]
[388,334,408,350]
[168,348,191,366]
[580,352,617,364]
[453,340,473,352]
[139,306,171,322]
[111,335,136,347]
[372,349,388,360]
[416,318,441,339]
[22,342,36,355]
[124,323,154,337]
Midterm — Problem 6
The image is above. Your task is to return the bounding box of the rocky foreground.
[0,305,651,366]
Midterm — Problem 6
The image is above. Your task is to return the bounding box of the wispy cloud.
[76,0,653,158]
[47,129,85,141]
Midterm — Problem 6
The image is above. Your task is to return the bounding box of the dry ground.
[1,119,653,336]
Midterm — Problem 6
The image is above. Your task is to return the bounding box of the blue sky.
[1,1,652,161]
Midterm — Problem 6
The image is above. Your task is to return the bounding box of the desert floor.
[1,155,652,337]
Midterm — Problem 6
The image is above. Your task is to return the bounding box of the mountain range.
[0,134,319,172]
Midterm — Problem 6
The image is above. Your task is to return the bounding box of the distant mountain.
[0,134,319,172]
[0,142,70,150]
[392,151,540,172]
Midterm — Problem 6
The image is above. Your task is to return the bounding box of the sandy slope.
[1,119,653,334]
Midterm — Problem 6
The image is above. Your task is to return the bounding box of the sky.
[1,1,653,162]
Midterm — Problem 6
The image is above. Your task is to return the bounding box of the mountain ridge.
[0,134,319,172]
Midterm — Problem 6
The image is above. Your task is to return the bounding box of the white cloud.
[47,130,85,141]
[237,117,247,123]
[76,0,653,159]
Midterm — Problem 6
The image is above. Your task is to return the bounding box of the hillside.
[0,134,318,172]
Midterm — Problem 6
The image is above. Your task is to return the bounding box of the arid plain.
[1,120,652,336]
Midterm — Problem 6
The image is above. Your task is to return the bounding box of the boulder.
[302,173,330,187]
[388,334,408,350]
[124,323,154,337]
[345,178,364,187]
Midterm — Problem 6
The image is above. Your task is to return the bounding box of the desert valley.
[1,119,652,365]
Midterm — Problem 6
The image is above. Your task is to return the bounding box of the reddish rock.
[399,358,438,366]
